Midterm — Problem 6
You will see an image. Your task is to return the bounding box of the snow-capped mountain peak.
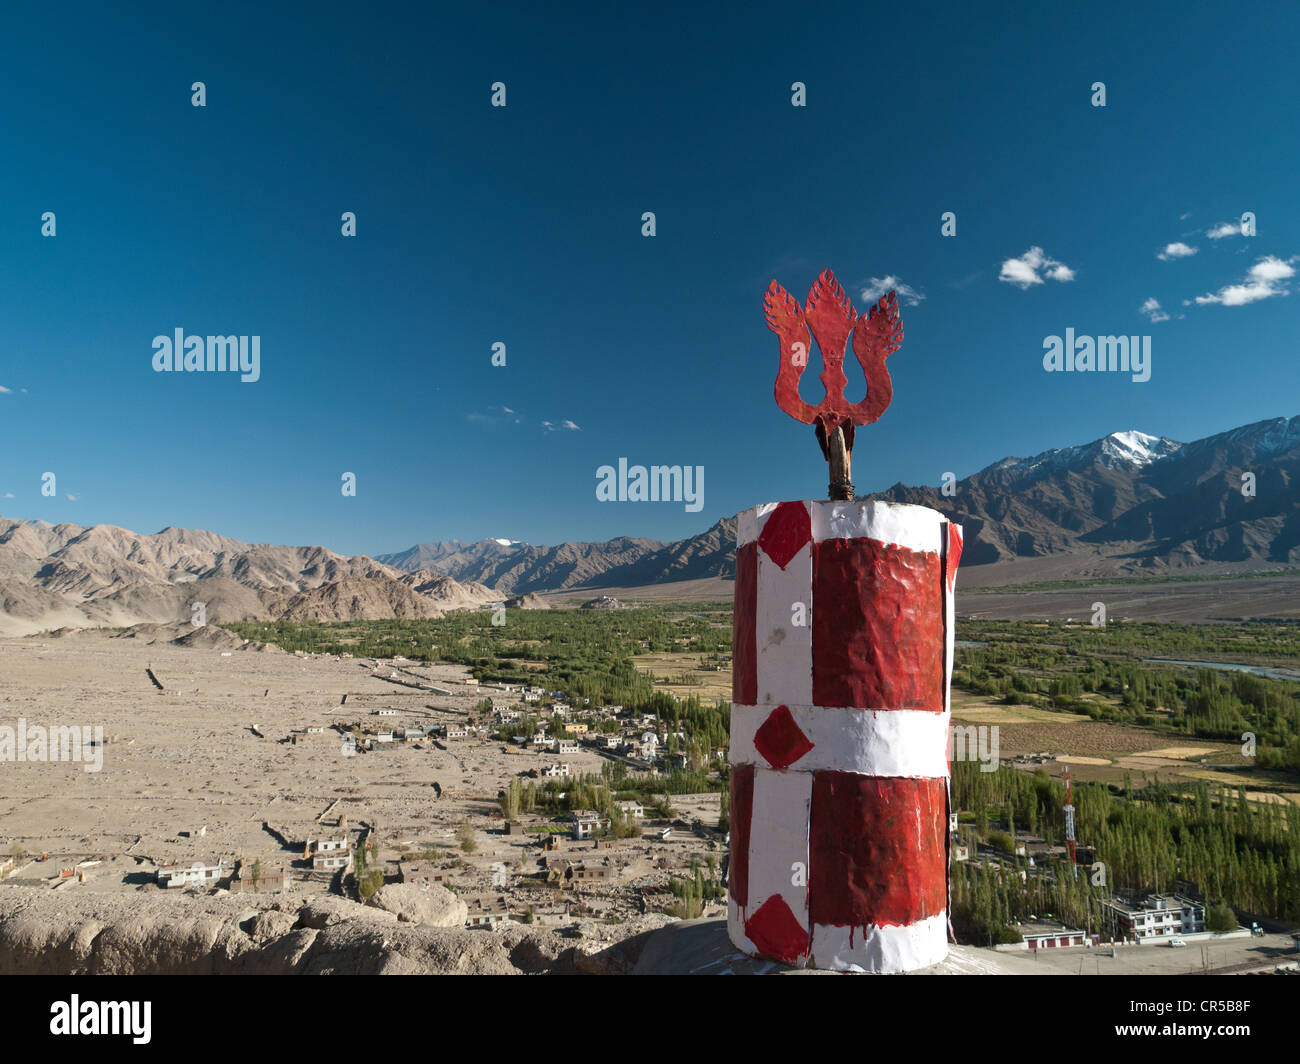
[983,430,1183,478]
[1095,430,1183,468]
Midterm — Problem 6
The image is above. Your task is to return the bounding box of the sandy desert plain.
[0,622,734,973]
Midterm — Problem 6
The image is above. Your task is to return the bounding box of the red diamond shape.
[756,501,811,570]
[752,705,814,770]
[745,894,809,966]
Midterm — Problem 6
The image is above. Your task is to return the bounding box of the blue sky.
[1,1,1297,555]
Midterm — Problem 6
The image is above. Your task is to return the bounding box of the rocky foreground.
[0,886,675,976]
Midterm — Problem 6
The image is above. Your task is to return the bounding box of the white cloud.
[1193,255,1297,306]
[1140,297,1170,323]
[1157,242,1197,261]
[0,385,11,394]
[467,405,523,426]
[2,492,14,499]
[1206,221,1241,239]
[542,419,581,433]
[999,247,1075,289]
[560,419,581,431]
[65,493,79,501]
[859,276,925,306]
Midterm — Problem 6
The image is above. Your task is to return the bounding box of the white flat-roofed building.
[157,860,223,890]
[1103,893,1206,940]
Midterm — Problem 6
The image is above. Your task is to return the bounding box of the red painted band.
[811,538,943,711]
[808,772,947,928]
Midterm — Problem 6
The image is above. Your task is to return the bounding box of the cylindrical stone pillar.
[728,499,963,973]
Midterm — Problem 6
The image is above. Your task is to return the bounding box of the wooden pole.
[826,425,853,501]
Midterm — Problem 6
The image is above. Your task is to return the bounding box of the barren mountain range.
[378,414,1300,592]
[2,415,1296,635]
[0,520,498,636]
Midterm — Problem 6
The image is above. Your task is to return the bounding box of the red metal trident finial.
[765,269,903,500]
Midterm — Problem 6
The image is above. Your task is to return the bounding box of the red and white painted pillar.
[728,499,963,972]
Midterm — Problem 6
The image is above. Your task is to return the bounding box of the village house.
[564,859,612,887]
[398,861,447,887]
[446,727,468,740]
[403,728,424,740]
[532,734,555,750]
[466,903,509,929]
[375,709,397,717]
[522,691,541,703]
[305,832,352,873]
[157,859,224,890]
[231,860,293,893]
[570,810,612,840]
[616,801,644,819]
[562,722,588,735]
[375,731,394,744]
[312,849,351,873]
[0,854,15,879]
[557,739,580,755]
[495,708,521,723]
[1004,921,1090,951]
[543,763,571,778]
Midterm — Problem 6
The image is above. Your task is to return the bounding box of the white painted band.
[809,911,949,973]
[810,500,943,552]
[730,704,951,778]
[737,500,947,553]
[727,902,950,973]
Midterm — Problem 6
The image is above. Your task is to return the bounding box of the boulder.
[368,883,467,927]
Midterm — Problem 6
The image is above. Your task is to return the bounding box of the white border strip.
[745,767,811,934]
[754,545,813,706]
